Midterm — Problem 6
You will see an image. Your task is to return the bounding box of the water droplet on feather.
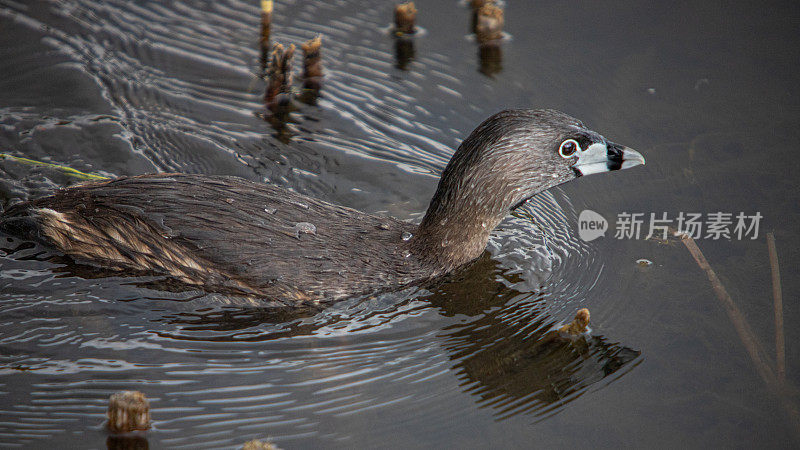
[290,200,309,210]
[401,231,413,241]
[294,222,316,238]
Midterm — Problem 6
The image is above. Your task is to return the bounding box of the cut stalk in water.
[394,2,417,36]
[300,35,323,104]
[107,390,151,433]
[259,0,273,74]
[475,3,503,43]
[474,3,503,76]
[264,43,294,110]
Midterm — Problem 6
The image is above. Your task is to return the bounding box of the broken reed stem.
[475,3,504,43]
[260,0,272,46]
[265,43,294,106]
[680,233,800,431]
[394,2,417,35]
[301,36,323,85]
[259,0,273,75]
[680,235,774,386]
[767,232,785,383]
[107,391,151,433]
[298,36,323,104]
[243,439,278,450]
[540,308,591,345]
[558,308,590,335]
[473,2,503,76]
[469,0,493,32]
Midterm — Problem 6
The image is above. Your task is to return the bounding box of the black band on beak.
[606,142,625,171]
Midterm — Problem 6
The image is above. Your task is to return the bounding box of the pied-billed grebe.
[1,109,644,305]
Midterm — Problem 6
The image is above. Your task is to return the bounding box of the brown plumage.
[1,110,644,306]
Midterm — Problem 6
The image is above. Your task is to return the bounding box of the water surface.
[1,0,799,448]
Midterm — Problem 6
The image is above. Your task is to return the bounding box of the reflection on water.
[1,0,799,447]
[478,43,502,77]
[0,1,637,436]
[453,326,639,420]
[429,255,640,420]
[394,37,415,71]
[0,198,634,445]
[107,435,149,450]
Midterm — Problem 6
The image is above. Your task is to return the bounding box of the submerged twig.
[767,232,785,383]
[680,234,774,385]
[679,232,800,431]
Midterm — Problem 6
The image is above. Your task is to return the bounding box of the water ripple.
[0,0,637,446]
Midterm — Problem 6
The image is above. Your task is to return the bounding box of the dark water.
[1,0,799,448]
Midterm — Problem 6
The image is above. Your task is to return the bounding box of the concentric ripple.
[0,0,637,447]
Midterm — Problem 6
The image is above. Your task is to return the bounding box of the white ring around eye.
[559,139,581,158]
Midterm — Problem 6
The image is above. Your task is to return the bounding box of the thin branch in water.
[767,232,785,383]
[678,232,800,432]
[679,234,775,386]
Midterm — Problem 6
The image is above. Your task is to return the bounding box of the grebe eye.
[559,139,580,158]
